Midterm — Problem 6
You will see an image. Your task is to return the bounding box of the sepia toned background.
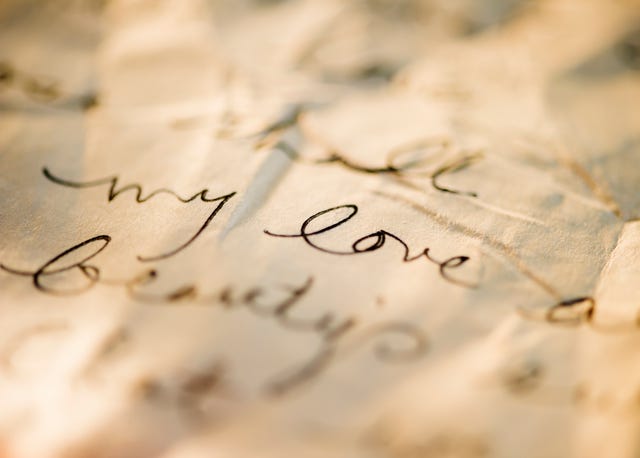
[1,1,639,457]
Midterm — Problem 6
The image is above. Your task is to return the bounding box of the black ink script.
[0,235,429,394]
[0,235,111,295]
[319,145,481,198]
[264,204,475,288]
[42,167,236,261]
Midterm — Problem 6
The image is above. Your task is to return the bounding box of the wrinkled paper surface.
[1,1,640,457]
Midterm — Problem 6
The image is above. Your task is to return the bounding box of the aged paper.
[0,1,639,457]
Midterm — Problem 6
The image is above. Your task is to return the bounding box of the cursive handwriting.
[265,319,428,395]
[265,204,475,288]
[42,167,236,261]
[518,295,640,334]
[317,144,482,198]
[0,235,111,295]
[0,233,428,393]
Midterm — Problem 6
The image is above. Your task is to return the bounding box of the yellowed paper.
[1,1,639,457]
